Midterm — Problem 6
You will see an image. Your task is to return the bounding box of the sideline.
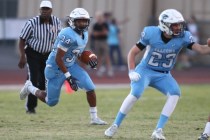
[0,84,130,91]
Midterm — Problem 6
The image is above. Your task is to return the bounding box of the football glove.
[128,70,141,82]
[66,76,78,91]
[88,56,98,69]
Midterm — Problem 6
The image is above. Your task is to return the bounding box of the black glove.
[66,76,78,91]
[88,57,98,69]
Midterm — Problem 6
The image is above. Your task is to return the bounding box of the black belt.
[153,70,169,74]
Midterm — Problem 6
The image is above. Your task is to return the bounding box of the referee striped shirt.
[20,15,61,53]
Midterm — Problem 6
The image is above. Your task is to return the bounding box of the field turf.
[0,84,209,140]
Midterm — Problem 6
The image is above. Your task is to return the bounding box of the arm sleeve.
[136,42,146,50]
[186,42,195,50]
[20,20,32,41]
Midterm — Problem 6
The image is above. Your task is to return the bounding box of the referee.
[18,0,61,114]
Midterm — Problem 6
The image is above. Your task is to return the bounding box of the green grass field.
[0,84,209,140]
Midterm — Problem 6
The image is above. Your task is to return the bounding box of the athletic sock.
[89,107,97,119]
[156,114,169,129]
[28,85,38,96]
[114,111,126,127]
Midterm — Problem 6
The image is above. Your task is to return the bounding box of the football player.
[198,114,210,140]
[104,9,210,139]
[19,8,107,125]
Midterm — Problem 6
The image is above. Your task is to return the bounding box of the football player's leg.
[105,74,148,137]
[70,64,107,124]
[114,78,147,127]
[203,114,210,136]
[22,80,48,104]
[69,63,96,91]
[199,115,210,139]
[44,67,64,107]
[151,74,181,130]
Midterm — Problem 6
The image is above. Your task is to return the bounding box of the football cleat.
[26,109,36,114]
[151,128,166,140]
[104,124,118,138]
[198,133,209,140]
[20,80,32,100]
[90,117,108,125]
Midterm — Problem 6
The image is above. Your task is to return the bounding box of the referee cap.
[40,0,52,8]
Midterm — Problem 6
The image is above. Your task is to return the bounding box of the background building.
[0,0,210,83]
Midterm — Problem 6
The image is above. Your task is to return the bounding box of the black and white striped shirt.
[20,15,61,53]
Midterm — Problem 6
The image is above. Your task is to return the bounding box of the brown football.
[78,50,96,65]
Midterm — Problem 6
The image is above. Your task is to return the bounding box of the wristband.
[64,72,71,78]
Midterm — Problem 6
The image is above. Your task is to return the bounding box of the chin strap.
[74,28,84,35]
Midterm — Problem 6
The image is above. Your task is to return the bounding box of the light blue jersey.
[44,27,95,106]
[47,27,88,68]
[113,26,195,128]
[130,26,194,99]
[138,26,193,71]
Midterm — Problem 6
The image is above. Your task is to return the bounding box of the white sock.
[28,85,39,96]
[89,107,98,119]
[120,94,138,114]
[161,95,179,116]
[204,122,210,136]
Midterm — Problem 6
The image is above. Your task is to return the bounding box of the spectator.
[176,15,200,70]
[18,0,61,114]
[92,11,113,77]
[107,18,125,70]
[187,15,199,43]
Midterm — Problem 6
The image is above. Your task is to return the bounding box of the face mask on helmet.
[68,8,91,32]
[158,9,185,36]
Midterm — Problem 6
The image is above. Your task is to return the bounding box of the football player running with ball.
[104,9,210,140]
[19,8,107,125]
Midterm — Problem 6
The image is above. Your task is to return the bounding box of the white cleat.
[20,80,32,100]
[151,128,166,140]
[198,133,209,140]
[90,117,108,125]
[104,124,118,138]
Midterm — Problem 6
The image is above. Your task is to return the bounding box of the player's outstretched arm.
[192,38,210,54]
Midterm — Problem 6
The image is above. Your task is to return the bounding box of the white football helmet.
[68,8,91,31]
[158,9,185,36]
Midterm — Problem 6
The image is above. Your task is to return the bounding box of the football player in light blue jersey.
[20,8,107,125]
[105,9,210,139]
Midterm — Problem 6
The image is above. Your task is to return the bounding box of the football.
[78,50,96,65]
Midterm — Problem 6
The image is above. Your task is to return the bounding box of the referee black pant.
[25,47,50,111]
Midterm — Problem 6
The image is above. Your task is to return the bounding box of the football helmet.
[158,9,185,36]
[68,8,90,32]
